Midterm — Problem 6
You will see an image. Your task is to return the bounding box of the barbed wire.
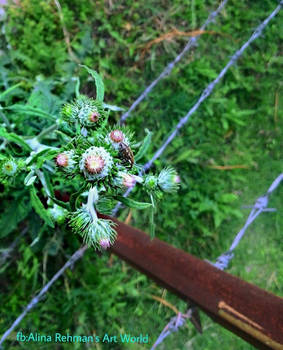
[151,173,282,349]
[211,173,282,270]
[151,309,193,350]
[1,2,282,348]
[119,0,228,124]
[112,1,282,215]
[143,1,283,171]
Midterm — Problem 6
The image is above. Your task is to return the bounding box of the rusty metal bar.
[101,214,283,350]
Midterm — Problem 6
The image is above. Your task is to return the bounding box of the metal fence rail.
[108,214,283,350]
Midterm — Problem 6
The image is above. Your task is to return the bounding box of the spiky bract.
[61,95,106,128]
[158,167,180,193]
[69,207,117,250]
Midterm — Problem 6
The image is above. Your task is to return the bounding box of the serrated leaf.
[24,170,35,185]
[30,186,54,228]
[116,195,152,209]
[135,129,152,162]
[80,65,104,102]
[26,176,37,186]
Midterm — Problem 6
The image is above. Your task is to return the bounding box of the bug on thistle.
[118,142,135,168]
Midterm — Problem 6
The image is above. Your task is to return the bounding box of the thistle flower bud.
[61,103,73,119]
[115,172,143,188]
[48,204,68,225]
[61,95,105,128]
[106,129,129,150]
[2,159,17,176]
[99,238,111,250]
[69,208,117,251]
[88,111,100,123]
[55,151,76,173]
[56,153,68,167]
[144,175,158,191]
[79,146,113,180]
[110,130,124,143]
[158,167,179,193]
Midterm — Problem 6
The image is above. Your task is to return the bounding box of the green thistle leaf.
[80,65,105,102]
[135,129,152,162]
[30,185,54,228]
[0,127,31,152]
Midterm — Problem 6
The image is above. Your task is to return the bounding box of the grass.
[0,0,282,349]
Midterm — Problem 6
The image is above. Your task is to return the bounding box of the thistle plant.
[0,66,179,251]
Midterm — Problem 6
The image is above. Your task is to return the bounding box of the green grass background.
[0,0,282,349]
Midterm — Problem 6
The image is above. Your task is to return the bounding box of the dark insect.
[118,142,134,168]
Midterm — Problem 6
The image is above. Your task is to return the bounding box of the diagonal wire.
[143,1,282,172]
[211,173,283,270]
[119,0,228,124]
[0,246,88,347]
[113,1,282,216]
[1,2,282,347]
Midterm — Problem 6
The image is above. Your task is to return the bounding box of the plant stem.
[87,187,99,221]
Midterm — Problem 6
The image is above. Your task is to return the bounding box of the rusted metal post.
[100,214,283,350]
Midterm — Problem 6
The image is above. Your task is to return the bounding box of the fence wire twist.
[0,1,282,348]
